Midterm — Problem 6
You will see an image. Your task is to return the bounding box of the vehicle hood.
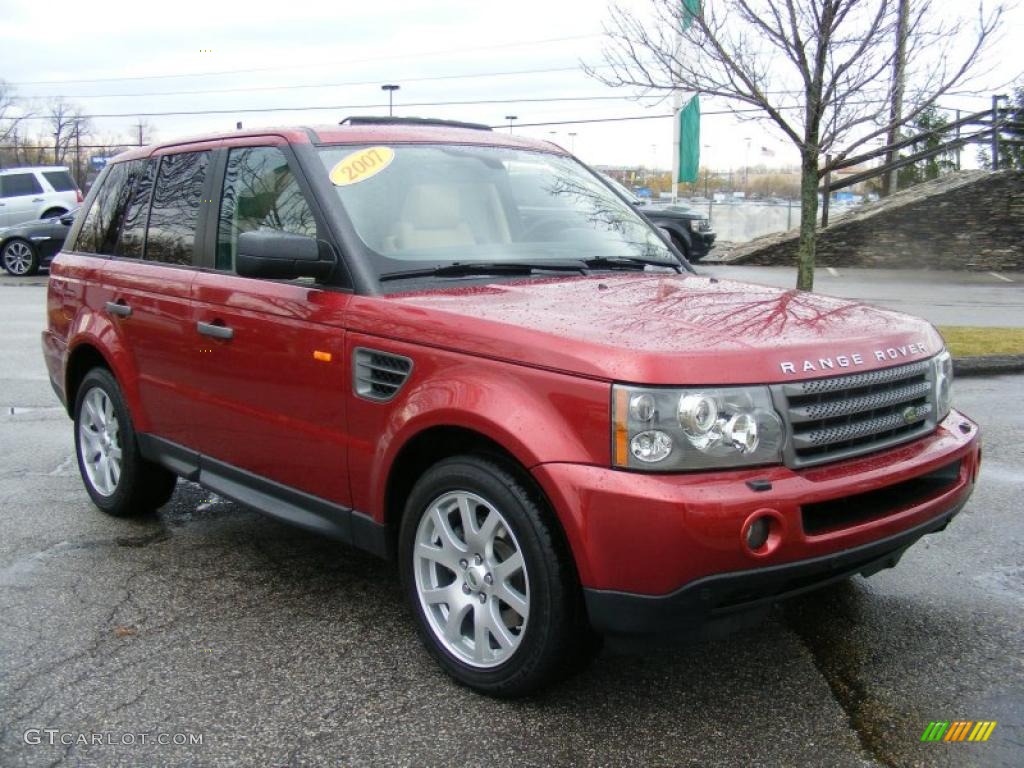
[352,274,943,385]
[644,204,701,219]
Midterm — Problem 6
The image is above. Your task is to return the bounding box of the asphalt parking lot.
[700,265,1024,327]
[1,281,1021,768]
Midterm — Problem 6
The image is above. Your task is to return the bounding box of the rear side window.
[115,160,157,259]
[145,151,210,266]
[75,163,134,254]
[216,146,317,271]
[42,170,77,192]
[0,173,44,198]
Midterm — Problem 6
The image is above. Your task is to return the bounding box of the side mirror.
[59,213,75,226]
[236,230,334,280]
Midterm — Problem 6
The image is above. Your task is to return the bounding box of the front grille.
[773,360,936,467]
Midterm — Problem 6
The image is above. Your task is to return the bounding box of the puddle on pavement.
[3,405,64,415]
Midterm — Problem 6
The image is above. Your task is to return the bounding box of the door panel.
[189,274,351,506]
[100,261,197,443]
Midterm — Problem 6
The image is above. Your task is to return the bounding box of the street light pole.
[381,84,400,117]
[505,115,518,134]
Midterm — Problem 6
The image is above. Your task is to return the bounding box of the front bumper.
[531,410,979,634]
[691,230,716,256]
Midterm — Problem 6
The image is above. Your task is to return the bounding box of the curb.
[953,354,1024,377]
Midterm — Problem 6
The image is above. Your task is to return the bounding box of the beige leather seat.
[393,184,475,251]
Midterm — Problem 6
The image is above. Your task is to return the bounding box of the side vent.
[353,347,413,402]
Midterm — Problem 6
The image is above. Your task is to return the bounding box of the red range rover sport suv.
[43,117,980,696]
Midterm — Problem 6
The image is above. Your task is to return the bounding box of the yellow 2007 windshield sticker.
[330,146,394,186]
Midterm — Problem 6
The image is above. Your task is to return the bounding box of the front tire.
[73,368,177,517]
[2,239,39,276]
[671,232,697,262]
[399,455,586,697]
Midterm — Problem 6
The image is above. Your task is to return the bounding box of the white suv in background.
[0,166,82,226]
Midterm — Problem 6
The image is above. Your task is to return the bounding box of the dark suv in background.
[602,174,716,262]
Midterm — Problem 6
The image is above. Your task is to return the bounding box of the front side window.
[74,162,139,255]
[145,151,210,266]
[317,144,675,282]
[0,173,44,198]
[216,146,317,271]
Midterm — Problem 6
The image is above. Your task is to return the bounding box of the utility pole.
[743,137,751,191]
[568,132,577,152]
[135,120,144,147]
[73,120,81,187]
[882,0,909,196]
[505,115,517,134]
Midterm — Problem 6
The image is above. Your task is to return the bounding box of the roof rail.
[338,116,493,132]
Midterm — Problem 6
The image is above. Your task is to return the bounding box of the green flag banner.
[677,95,700,183]
[682,0,700,28]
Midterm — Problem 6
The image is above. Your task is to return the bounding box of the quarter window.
[42,170,77,192]
[216,146,317,271]
[74,162,144,255]
[0,173,44,197]
[145,151,210,266]
[116,160,157,259]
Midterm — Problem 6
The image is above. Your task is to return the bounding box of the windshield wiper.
[379,261,588,282]
[580,256,683,273]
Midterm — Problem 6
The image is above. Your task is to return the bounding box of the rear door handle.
[197,321,234,340]
[32,197,45,202]
[105,301,132,317]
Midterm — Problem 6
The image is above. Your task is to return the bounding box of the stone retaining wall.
[727,169,1024,271]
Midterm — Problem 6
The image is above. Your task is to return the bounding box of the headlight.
[932,349,953,421]
[613,385,784,470]
[688,218,706,232]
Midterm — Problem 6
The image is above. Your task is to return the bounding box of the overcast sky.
[2,0,1022,172]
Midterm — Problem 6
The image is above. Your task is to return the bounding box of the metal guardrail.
[819,96,1018,227]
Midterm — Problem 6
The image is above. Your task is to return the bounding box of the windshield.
[317,144,678,281]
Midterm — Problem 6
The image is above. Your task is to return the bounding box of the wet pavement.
[700,265,1024,328]
[1,283,1021,767]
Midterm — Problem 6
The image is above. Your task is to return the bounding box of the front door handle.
[197,321,234,340]
[105,301,132,318]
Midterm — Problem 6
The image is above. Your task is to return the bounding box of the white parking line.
[989,272,1014,283]
[826,267,840,277]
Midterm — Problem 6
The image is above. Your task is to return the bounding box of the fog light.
[630,430,673,463]
[746,516,771,550]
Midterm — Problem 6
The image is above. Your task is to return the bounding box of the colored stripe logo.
[921,721,997,742]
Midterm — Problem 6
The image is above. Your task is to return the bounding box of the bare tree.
[42,98,94,184]
[0,79,31,165]
[588,0,1003,290]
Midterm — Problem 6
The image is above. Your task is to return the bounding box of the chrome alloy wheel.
[2,241,34,275]
[413,490,530,668]
[78,387,122,496]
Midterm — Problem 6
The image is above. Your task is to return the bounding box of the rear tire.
[399,455,588,697]
[2,239,39,276]
[73,368,177,517]
[41,207,67,219]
